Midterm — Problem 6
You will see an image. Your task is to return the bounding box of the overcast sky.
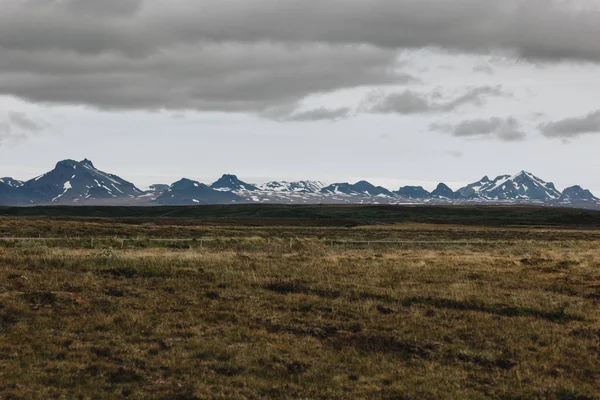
[1,0,600,192]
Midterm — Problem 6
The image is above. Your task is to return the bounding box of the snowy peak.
[0,177,24,188]
[560,186,599,201]
[22,159,144,204]
[259,180,324,193]
[481,171,561,200]
[457,175,498,198]
[1,160,599,209]
[81,158,95,168]
[321,181,393,197]
[157,178,241,205]
[211,174,258,192]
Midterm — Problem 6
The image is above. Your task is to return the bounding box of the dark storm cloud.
[366,86,505,115]
[431,117,526,141]
[0,43,406,112]
[539,110,600,138]
[0,0,599,112]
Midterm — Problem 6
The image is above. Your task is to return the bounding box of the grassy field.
[2,206,600,399]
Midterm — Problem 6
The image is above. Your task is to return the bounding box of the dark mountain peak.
[396,186,431,199]
[211,174,257,191]
[81,158,95,168]
[353,181,377,190]
[561,186,599,201]
[55,159,96,170]
[158,178,241,205]
[514,170,535,179]
[0,177,24,188]
[321,183,353,194]
[457,175,499,198]
[171,178,206,189]
[354,181,393,197]
[22,159,143,204]
[56,159,79,169]
[431,183,457,199]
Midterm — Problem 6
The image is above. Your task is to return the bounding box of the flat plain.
[2,205,600,399]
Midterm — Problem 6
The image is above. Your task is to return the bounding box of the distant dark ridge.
[2,204,600,228]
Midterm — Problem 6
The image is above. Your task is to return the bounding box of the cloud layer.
[539,110,600,138]
[432,117,526,142]
[1,0,599,114]
[366,86,504,115]
[0,111,48,146]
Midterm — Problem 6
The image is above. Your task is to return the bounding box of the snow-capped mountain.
[0,162,598,209]
[0,178,23,188]
[229,180,325,204]
[0,178,29,205]
[259,181,324,193]
[21,159,144,204]
[321,181,394,197]
[211,174,258,192]
[457,176,497,198]
[461,171,562,201]
[156,178,241,205]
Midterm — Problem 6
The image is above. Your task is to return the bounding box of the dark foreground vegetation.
[3,204,600,228]
[2,206,600,399]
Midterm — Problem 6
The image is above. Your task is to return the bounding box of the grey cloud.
[431,117,526,141]
[0,111,47,146]
[59,0,144,17]
[0,0,599,113]
[366,91,430,114]
[2,1,600,60]
[281,107,351,122]
[8,111,46,133]
[0,43,407,112]
[366,86,504,115]
[437,86,505,112]
[539,110,600,138]
[446,151,464,158]
[473,64,494,75]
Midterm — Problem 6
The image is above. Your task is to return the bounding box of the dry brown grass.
[2,220,600,399]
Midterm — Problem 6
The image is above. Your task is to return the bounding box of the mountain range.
[0,159,598,209]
